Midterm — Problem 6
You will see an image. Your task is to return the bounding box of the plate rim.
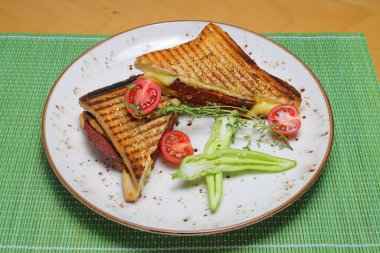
[42,20,334,236]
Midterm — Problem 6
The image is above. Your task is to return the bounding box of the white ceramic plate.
[42,21,333,235]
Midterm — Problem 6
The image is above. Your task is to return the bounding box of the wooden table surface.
[1,0,379,76]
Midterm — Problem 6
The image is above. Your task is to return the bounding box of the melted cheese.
[143,71,244,99]
[144,71,177,86]
[143,71,280,116]
[143,72,178,96]
[247,98,280,116]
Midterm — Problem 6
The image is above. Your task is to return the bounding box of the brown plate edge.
[41,20,334,236]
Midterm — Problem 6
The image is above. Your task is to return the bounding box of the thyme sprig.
[120,98,291,149]
[120,98,143,117]
[148,102,292,150]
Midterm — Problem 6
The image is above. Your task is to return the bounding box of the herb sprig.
[120,98,143,117]
[147,102,292,150]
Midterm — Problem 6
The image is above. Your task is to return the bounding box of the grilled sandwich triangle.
[135,23,301,116]
[79,76,179,202]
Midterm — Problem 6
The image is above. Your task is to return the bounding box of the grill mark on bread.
[213,25,293,98]
[202,28,247,87]
[202,28,249,81]
[110,121,147,135]
[85,92,122,107]
[249,68,260,83]
[160,50,178,75]
[98,107,128,118]
[120,132,164,157]
[87,93,124,107]
[205,40,250,93]
[122,135,160,152]
[110,118,148,136]
[259,72,285,99]
[167,48,195,78]
[151,51,168,68]
[103,112,150,126]
[210,24,259,70]
[116,118,168,144]
[171,47,198,80]
[174,46,201,80]
[110,116,161,138]
[153,51,174,73]
[104,114,127,124]
[270,74,301,100]
[185,42,211,84]
[123,114,176,178]
[209,24,298,100]
[203,43,243,91]
[114,122,165,141]
[79,75,140,103]
[197,37,231,90]
[97,106,126,117]
[123,123,169,178]
[108,124,123,130]
[93,100,123,113]
[122,135,161,157]
[203,27,258,95]
[187,41,215,85]
[144,52,161,70]
[148,51,169,71]
[104,116,137,129]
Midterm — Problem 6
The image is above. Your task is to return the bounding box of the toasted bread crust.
[79,75,140,103]
[135,23,301,107]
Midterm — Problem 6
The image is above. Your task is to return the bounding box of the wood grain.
[0,0,379,75]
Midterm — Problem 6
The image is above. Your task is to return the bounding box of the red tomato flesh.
[160,130,194,164]
[268,105,301,136]
[125,77,161,117]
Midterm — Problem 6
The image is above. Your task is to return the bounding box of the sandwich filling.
[80,112,124,166]
[143,70,281,116]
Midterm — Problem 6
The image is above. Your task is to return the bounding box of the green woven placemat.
[0,33,379,252]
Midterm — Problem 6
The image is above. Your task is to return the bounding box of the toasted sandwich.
[79,75,179,202]
[135,23,301,116]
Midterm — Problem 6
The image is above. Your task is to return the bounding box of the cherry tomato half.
[268,104,301,136]
[125,77,161,117]
[160,130,194,164]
